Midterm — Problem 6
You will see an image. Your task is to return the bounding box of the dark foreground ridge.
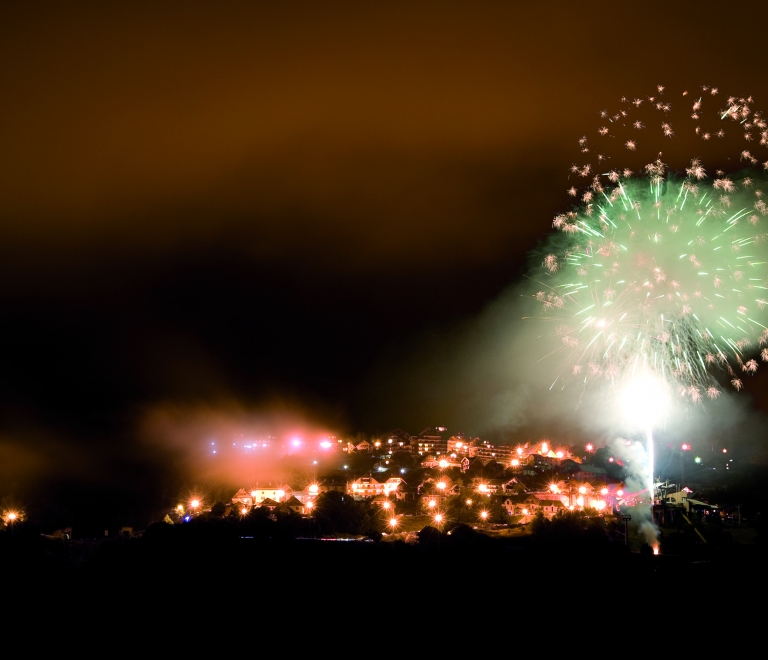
[5,517,767,612]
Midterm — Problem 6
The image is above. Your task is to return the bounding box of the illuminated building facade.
[231,485,292,507]
[348,476,404,499]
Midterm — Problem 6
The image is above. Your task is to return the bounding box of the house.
[231,485,292,507]
[355,440,373,453]
[501,477,530,494]
[317,476,347,494]
[283,495,310,515]
[420,453,462,469]
[415,427,449,456]
[447,435,477,456]
[377,428,415,454]
[471,478,504,496]
[501,494,541,516]
[526,453,557,471]
[348,476,404,499]
[533,493,567,517]
[560,458,581,472]
[260,498,280,511]
[664,490,718,517]
[574,465,608,481]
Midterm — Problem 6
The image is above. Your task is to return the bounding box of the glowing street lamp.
[389,517,398,534]
[480,510,488,529]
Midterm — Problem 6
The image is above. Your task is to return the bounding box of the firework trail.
[529,85,768,404]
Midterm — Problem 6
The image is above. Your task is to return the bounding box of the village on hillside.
[166,427,718,533]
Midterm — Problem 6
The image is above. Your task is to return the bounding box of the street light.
[4,511,19,539]
[480,510,488,530]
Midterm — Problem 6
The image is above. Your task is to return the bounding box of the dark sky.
[3,2,768,525]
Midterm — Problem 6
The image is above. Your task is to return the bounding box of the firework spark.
[529,85,768,404]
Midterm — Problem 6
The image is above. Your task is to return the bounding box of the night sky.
[3,2,768,527]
